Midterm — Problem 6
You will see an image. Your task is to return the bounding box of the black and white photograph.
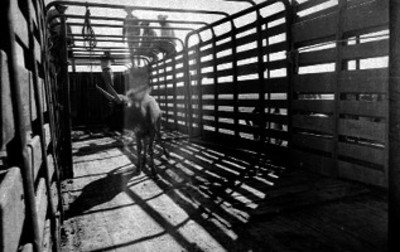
[0,0,395,251]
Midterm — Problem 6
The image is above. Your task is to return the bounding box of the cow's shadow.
[66,166,139,218]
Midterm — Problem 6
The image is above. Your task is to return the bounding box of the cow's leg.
[148,135,156,177]
[136,137,143,173]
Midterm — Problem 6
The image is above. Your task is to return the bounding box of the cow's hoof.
[131,168,141,176]
[150,172,158,180]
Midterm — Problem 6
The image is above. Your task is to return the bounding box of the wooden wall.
[291,0,389,187]
[1,0,64,251]
[149,0,389,187]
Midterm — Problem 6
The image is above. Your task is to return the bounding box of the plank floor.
[61,130,387,252]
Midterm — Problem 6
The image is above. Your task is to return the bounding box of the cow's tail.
[155,117,170,159]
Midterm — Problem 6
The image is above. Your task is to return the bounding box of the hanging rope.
[82,4,97,50]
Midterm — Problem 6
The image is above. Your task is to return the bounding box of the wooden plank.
[20,244,33,252]
[27,135,43,181]
[18,66,33,132]
[36,177,48,242]
[291,149,335,176]
[12,0,29,48]
[339,69,388,93]
[42,220,51,252]
[340,100,387,118]
[338,160,387,187]
[0,167,25,252]
[338,142,385,166]
[47,154,55,185]
[44,123,51,149]
[342,40,388,60]
[34,37,41,64]
[298,48,336,66]
[296,0,332,12]
[294,72,336,92]
[1,50,15,149]
[293,133,333,153]
[344,0,388,33]
[339,118,386,142]
[292,100,334,114]
[293,114,334,134]
[293,11,337,43]
[40,78,48,113]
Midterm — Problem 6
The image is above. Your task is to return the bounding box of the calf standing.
[97,83,169,177]
[123,87,169,176]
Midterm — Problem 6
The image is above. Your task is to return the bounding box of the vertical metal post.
[254,7,267,155]
[60,12,73,178]
[196,43,203,137]
[230,21,239,139]
[184,43,193,136]
[163,58,168,127]
[25,0,59,250]
[211,30,220,138]
[172,56,178,129]
[286,0,294,155]
[3,0,41,251]
[389,0,400,250]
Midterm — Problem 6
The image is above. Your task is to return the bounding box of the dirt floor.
[60,130,387,252]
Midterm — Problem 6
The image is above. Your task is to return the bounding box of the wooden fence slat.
[338,142,385,166]
[339,69,388,93]
[342,39,388,60]
[344,0,388,33]
[293,133,333,153]
[293,114,334,134]
[0,168,25,252]
[294,72,336,92]
[1,50,15,149]
[12,0,29,47]
[339,118,386,142]
[299,48,336,66]
[27,135,42,181]
[293,11,337,43]
[292,100,335,113]
[292,149,335,175]
[338,160,386,187]
[36,178,48,243]
[296,0,332,13]
[340,100,387,118]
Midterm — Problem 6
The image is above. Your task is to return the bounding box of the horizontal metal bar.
[66,22,196,31]
[72,38,176,45]
[63,14,208,26]
[46,1,229,17]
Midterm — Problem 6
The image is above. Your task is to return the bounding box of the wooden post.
[332,0,347,177]
[3,0,41,251]
[60,11,74,178]
[389,0,400,250]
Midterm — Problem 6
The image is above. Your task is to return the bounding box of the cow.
[96,80,169,178]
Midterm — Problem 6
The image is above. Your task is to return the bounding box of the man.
[140,21,158,62]
[157,15,177,58]
[47,3,74,72]
[123,8,140,66]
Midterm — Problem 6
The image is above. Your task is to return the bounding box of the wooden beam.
[389,0,400,249]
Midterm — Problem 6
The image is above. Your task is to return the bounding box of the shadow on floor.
[65,131,387,252]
